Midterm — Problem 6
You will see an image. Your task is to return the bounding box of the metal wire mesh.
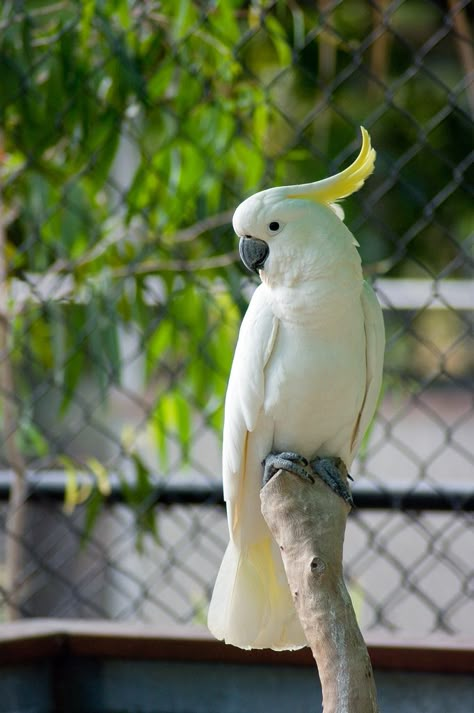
[0,0,472,638]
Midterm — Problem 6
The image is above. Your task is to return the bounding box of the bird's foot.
[262,451,314,486]
[310,456,354,507]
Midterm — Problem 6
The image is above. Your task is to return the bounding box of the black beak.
[239,236,269,274]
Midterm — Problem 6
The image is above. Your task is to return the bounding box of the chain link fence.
[0,1,472,638]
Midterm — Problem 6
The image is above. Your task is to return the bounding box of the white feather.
[208,188,385,651]
[349,281,385,459]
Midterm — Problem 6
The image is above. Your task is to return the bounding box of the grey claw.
[310,456,354,507]
[277,451,309,467]
[262,452,313,486]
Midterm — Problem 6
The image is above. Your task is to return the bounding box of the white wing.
[222,284,279,542]
[210,283,306,648]
[350,280,385,459]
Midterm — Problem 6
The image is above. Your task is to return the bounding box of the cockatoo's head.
[233,128,375,287]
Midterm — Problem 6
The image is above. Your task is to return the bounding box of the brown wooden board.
[0,620,473,674]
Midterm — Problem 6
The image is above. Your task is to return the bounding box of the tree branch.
[110,251,238,278]
[47,209,234,277]
[172,210,234,243]
[0,135,28,620]
[260,469,379,713]
[448,0,474,117]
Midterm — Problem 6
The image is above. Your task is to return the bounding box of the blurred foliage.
[0,0,472,521]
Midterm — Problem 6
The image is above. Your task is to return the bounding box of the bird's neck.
[261,259,364,326]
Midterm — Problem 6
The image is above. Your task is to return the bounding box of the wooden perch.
[260,469,379,713]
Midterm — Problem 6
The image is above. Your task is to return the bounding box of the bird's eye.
[268,221,281,233]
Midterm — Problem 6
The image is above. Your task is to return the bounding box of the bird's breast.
[262,304,366,461]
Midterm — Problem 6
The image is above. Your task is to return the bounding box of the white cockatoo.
[207,128,385,650]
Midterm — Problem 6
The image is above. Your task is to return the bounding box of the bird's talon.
[279,451,309,466]
[262,451,312,486]
[310,456,354,506]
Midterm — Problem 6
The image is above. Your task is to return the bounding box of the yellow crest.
[287,127,375,205]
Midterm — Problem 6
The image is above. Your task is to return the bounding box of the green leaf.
[264,15,292,67]
[60,349,85,415]
[174,391,192,462]
[81,0,97,49]
[229,139,265,192]
[253,102,269,143]
[16,417,49,458]
[131,453,160,551]
[148,62,175,101]
[172,0,199,40]
[82,489,104,544]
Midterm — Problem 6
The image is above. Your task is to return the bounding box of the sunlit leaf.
[60,457,92,514]
[87,457,112,496]
[80,0,96,49]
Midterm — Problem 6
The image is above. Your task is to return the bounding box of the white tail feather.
[207,537,307,650]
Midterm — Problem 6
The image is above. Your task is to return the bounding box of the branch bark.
[260,469,379,713]
[448,0,474,117]
[0,136,28,620]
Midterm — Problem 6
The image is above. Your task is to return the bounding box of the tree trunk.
[0,142,28,620]
[260,469,379,713]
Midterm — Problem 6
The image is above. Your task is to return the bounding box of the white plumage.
[208,129,385,650]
